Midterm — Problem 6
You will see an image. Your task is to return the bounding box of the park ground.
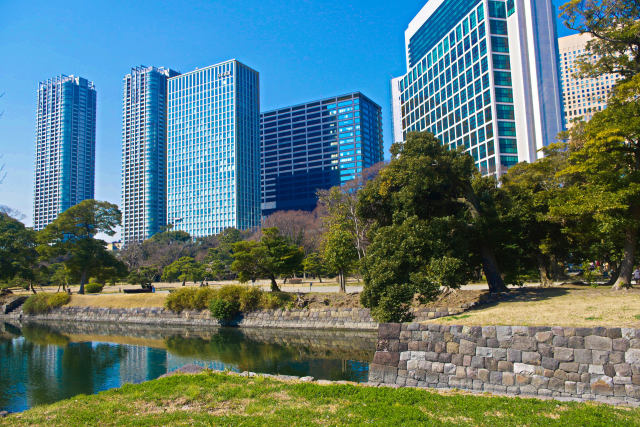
[3,371,639,426]
[8,282,640,328]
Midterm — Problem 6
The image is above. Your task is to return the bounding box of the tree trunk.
[270,275,280,292]
[550,255,563,282]
[339,271,346,293]
[459,190,508,294]
[481,244,508,293]
[319,275,323,283]
[613,206,640,290]
[536,253,552,287]
[79,270,87,295]
[613,227,638,290]
[30,282,37,295]
[182,280,186,287]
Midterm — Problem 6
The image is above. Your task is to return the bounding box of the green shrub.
[89,277,100,284]
[239,287,263,312]
[84,282,104,294]
[165,288,198,312]
[193,288,218,311]
[22,292,71,315]
[209,298,240,323]
[217,285,244,303]
[22,294,50,315]
[260,292,291,310]
[48,292,71,307]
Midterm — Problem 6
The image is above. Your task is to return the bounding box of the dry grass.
[67,293,167,309]
[433,284,640,327]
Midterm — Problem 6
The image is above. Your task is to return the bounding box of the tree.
[262,210,323,254]
[127,266,159,288]
[323,226,358,293]
[0,212,38,286]
[302,252,325,282]
[358,132,505,321]
[560,0,640,81]
[553,75,640,289]
[161,257,202,286]
[231,227,304,292]
[317,163,384,262]
[558,1,640,288]
[37,200,121,294]
[50,263,73,292]
[499,145,571,286]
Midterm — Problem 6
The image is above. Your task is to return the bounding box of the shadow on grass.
[457,286,572,315]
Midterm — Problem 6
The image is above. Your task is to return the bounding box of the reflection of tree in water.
[22,324,70,346]
[164,329,370,382]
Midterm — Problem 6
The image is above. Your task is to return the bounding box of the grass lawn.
[3,371,639,426]
[67,293,167,309]
[434,284,640,327]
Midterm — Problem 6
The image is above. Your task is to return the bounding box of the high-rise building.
[260,92,383,216]
[558,33,622,126]
[167,60,260,237]
[33,75,96,231]
[391,0,564,176]
[121,66,179,245]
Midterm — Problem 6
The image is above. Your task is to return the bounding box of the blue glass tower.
[167,60,260,237]
[391,0,564,176]
[121,66,179,245]
[260,93,383,216]
[33,75,97,231]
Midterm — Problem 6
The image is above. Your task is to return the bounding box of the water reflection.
[0,322,376,413]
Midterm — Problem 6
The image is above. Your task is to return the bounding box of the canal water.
[0,321,376,413]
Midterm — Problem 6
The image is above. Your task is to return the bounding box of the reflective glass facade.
[260,93,383,216]
[33,75,96,231]
[121,66,179,245]
[392,0,564,176]
[167,60,260,237]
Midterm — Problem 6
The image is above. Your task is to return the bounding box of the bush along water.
[164,285,292,321]
[22,292,71,315]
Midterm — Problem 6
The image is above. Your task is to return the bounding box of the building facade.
[166,60,260,237]
[558,33,621,126]
[34,75,96,231]
[391,0,564,176]
[260,92,383,216]
[121,66,179,245]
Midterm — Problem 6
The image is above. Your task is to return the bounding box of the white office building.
[391,0,564,176]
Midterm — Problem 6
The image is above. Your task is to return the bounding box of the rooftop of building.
[167,59,258,80]
[260,91,381,116]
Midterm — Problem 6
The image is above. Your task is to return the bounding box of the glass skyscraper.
[166,60,260,237]
[260,93,383,216]
[121,66,179,245]
[33,75,96,231]
[391,0,564,176]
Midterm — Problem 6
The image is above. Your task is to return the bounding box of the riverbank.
[3,370,639,425]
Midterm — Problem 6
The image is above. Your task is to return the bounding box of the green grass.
[444,314,472,320]
[4,372,639,426]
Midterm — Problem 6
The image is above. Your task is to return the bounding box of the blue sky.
[0,0,575,228]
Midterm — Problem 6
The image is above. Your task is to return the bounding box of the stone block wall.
[3,306,379,331]
[1,305,477,331]
[370,323,640,404]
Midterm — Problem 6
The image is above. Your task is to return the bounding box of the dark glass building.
[260,92,383,216]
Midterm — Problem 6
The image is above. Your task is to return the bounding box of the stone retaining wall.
[370,323,640,405]
[2,306,377,330]
[0,304,475,331]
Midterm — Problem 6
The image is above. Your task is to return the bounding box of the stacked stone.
[370,323,640,404]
